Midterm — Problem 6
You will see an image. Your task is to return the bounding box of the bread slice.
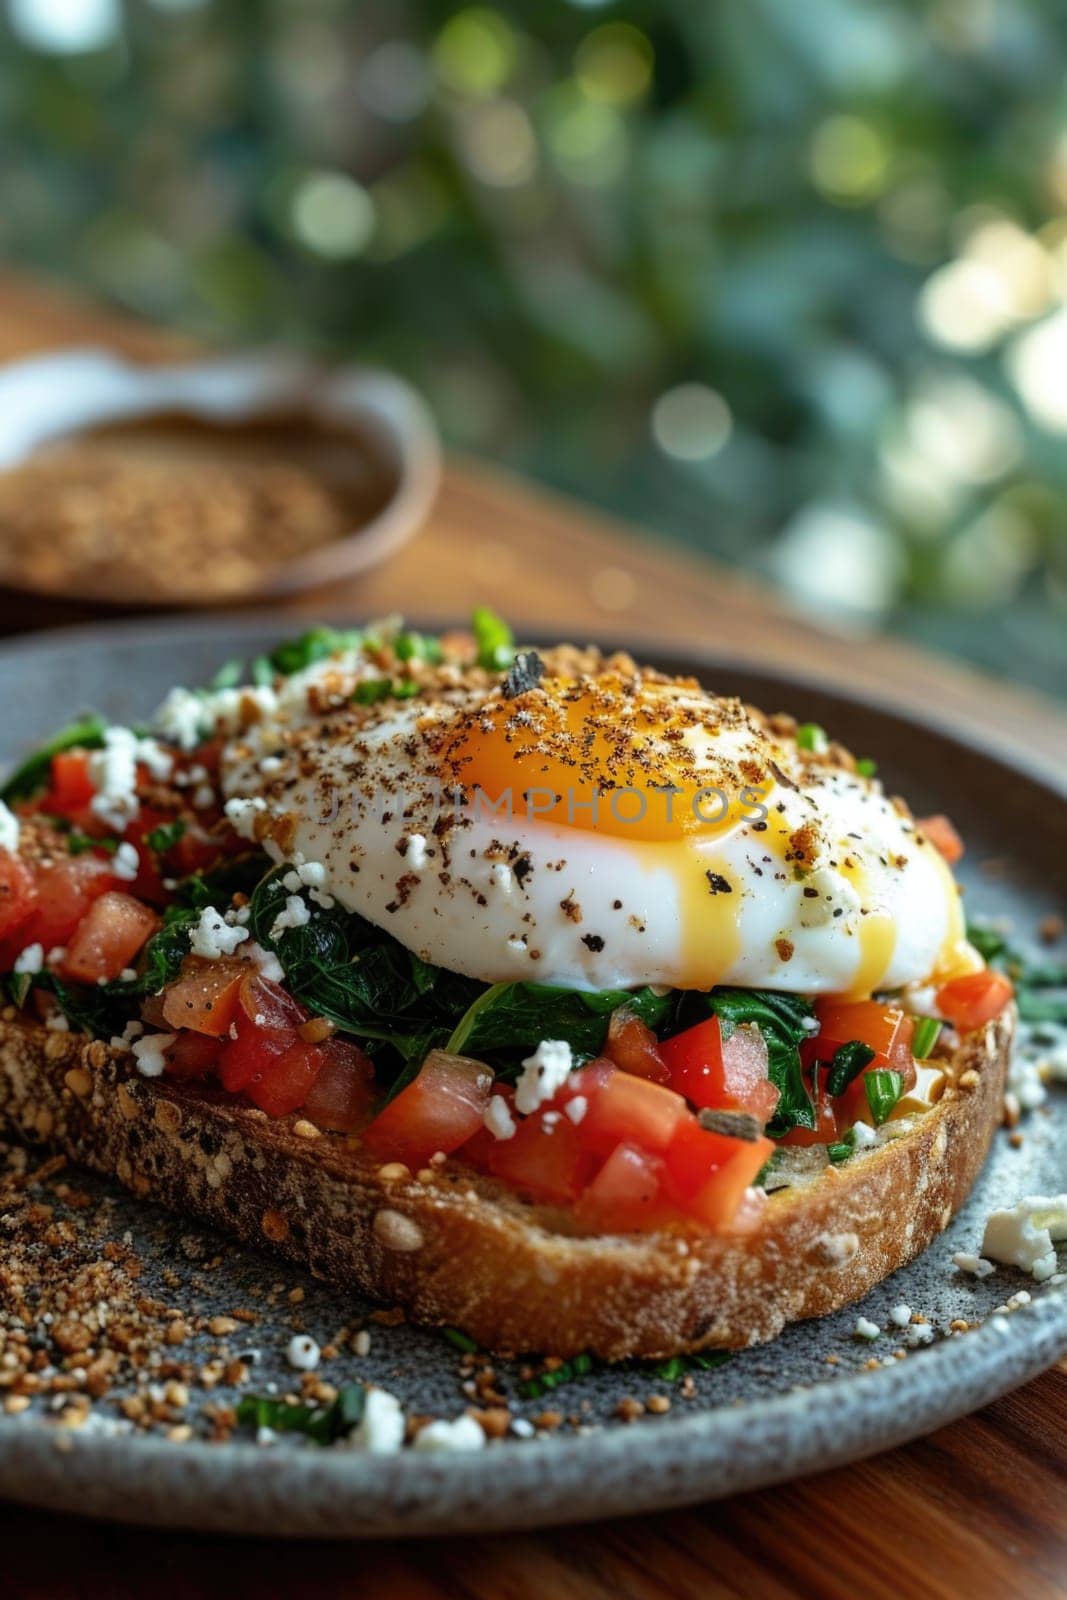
[0,1009,1012,1360]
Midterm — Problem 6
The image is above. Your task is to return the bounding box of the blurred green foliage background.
[1,0,1065,695]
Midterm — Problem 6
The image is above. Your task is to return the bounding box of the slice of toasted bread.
[0,1009,1011,1360]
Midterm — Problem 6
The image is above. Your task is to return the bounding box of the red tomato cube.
[61,891,160,984]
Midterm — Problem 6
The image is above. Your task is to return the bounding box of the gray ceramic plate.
[0,613,1063,1538]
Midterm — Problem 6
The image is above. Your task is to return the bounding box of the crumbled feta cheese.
[154,688,207,749]
[243,941,285,983]
[269,894,310,942]
[484,1095,516,1141]
[515,1040,573,1115]
[413,1415,487,1454]
[981,1194,1067,1282]
[489,862,512,892]
[850,1120,879,1148]
[112,841,140,882]
[224,795,267,840]
[154,684,278,750]
[131,1033,175,1077]
[189,906,250,960]
[854,1317,881,1341]
[88,727,141,831]
[904,1322,935,1347]
[0,800,20,853]
[308,886,335,910]
[888,1303,912,1328]
[45,1013,69,1032]
[191,784,215,811]
[564,1095,588,1125]
[13,943,43,975]
[286,1335,321,1371]
[952,1251,995,1278]
[348,1387,405,1453]
[404,834,429,870]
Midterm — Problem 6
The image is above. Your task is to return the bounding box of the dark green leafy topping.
[824,1039,875,1097]
[145,818,187,854]
[235,1383,366,1446]
[865,1068,904,1125]
[472,605,515,671]
[911,1016,942,1059]
[1,714,107,804]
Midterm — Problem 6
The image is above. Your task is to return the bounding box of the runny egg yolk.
[437,675,768,844]
[436,674,766,989]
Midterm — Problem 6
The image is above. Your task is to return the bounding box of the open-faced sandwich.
[0,613,1015,1358]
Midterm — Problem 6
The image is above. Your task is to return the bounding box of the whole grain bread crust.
[0,1010,1012,1359]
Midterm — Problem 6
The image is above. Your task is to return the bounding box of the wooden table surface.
[0,275,1063,1598]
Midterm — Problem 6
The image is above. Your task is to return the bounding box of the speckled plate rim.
[0,1296,1063,1538]
[0,609,1063,1537]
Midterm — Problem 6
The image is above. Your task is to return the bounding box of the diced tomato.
[574,1142,674,1233]
[605,1007,670,1084]
[217,974,306,1092]
[302,1037,375,1132]
[45,751,96,817]
[161,957,247,1037]
[660,1016,724,1107]
[60,891,160,984]
[163,1030,221,1080]
[171,828,223,878]
[0,850,37,943]
[238,972,306,1032]
[246,1038,325,1118]
[809,999,915,1081]
[19,854,118,951]
[936,970,1014,1032]
[362,1051,493,1169]
[663,1117,774,1227]
[660,1015,780,1122]
[781,1077,840,1146]
[487,1109,592,1203]
[919,813,965,865]
[576,1065,688,1158]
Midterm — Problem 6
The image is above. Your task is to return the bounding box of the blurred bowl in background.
[0,348,441,609]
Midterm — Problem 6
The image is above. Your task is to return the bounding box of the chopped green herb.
[825,1039,875,1098]
[865,1068,904,1125]
[392,678,420,699]
[210,658,243,691]
[1,714,107,804]
[471,606,514,672]
[911,1016,942,1059]
[146,818,187,854]
[251,655,274,688]
[66,830,118,856]
[6,972,33,1008]
[855,756,878,778]
[352,678,393,705]
[796,722,828,754]
[270,626,363,677]
[236,1382,367,1446]
[394,630,443,665]
[442,1326,479,1353]
[517,1353,594,1400]
[827,1127,857,1163]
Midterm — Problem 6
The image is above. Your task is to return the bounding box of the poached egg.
[203,638,974,997]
